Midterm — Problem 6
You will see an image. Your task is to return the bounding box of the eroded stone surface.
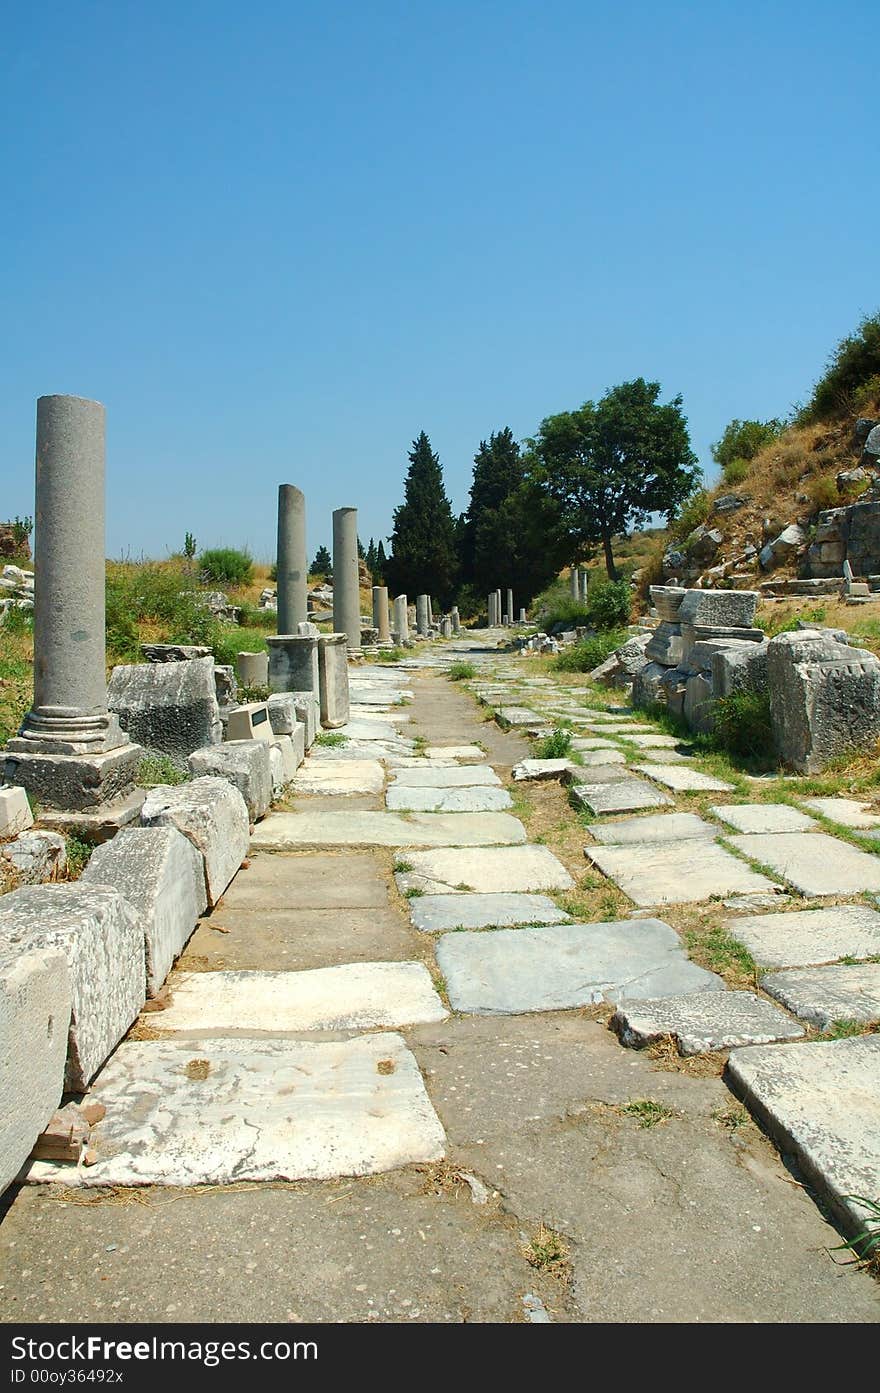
[586,841,776,906]
[589,812,717,846]
[611,991,803,1055]
[25,1035,447,1187]
[141,777,250,908]
[761,963,880,1029]
[188,740,273,821]
[391,766,500,788]
[634,764,735,793]
[802,797,880,830]
[436,920,722,1014]
[728,904,880,968]
[395,845,573,895]
[292,760,386,795]
[710,803,817,834]
[572,781,673,815]
[385,785,512,813]
[0,943,71,1193]
[408,892,571,933]
[251,810,527,851]
[726,832,880,897]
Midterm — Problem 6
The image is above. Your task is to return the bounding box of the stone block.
[571,780,672,814]
[0,884,144,1091]
[235,651,269,686]
[768,629,880,772]
[266,635,319,696]
[711,642,769,698]
[265,693,298,736]
[0,942,71,1193]
[683,672,714,733]
[140,776,249,907]
[649,586,687,621]
[711,803,816,834]
[645,622,684,665]
[1,830,66,885]
[634,763,734,792]
[727,904,880,969]
[394,845,573,895]
[677,589,758,628]
[3,744,142,812]
[188,741,273,821]
[0,786,33,836]
[83,826,206,995]
[761,963,880,1030]
[408,892,570,932]
[108,656,221,771]
[659,665,689,717]
[288,693,320,748]
[611,991,804,1055]
[225,702,273,742]
[585,839,776,906]
[589,812,717,845]
[317,635,350,728]
[727,831,880,897]
[632,661,669,707]
[141,644,211,663]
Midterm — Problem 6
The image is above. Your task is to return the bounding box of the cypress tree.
[311,544,332,577]
[387,432,458,605]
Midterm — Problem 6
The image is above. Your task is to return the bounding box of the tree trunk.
[602,531,618,580]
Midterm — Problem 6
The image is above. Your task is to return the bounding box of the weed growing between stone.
[448,661,476,680]
[136,755,189,788]
[621,1098,675,1128]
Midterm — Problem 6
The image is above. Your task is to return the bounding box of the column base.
[35,790,146,843]
[3,743,143,811]
[8,709,129,756]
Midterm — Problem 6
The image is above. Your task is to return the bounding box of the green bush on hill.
[199,547,254,587]
[803,311,880,421]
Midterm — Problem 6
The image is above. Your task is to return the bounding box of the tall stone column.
[507,589,514,625]
[416,594,430,636]
[393,593,409,642]
[451,606,460,634]
[570,567,579,600]
[276,485,307,633]
[495,589,502,626]
[332,507,361,651]
[580,570,589,603]
[6,395,141,815]
[487,593,496,626]
[372,586,391,643]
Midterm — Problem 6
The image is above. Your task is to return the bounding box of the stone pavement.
[1,632,878,1323]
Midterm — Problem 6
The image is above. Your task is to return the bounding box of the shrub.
[808,475,840,513]
[536,728,572,758]
[553,629,627,673]
[136,755,189,788]
[449,661,476,680]
[804,312,880,421]
[199,547,254,587]
[712,419,784,474]
[585,578,632,631]
[235,601,276,630]
[722,458,750,485]
[712,690,774,760]
[1,605,33,637]
[852,374,880,415]
[669,487,709,542]
[210,625,268,667]
[105,563,223,660]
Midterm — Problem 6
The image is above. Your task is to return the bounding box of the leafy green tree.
[528,379,699,579]
[711,418,783,479]
[386,432,458,605]
[311,544,332,577]
[364,538,378,574]
[804,311,880,421]
[357,536,365,560]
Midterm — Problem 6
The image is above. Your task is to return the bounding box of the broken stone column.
[440,616,452,638]
[5,396,141,817]
[579,571,588,603]
[518,607,526,623]
[276,484,308,634]
[372,586,391,643]
[451,606,460,633]
[486,593,496,626]
[317,634,350,728]
[235,651,269,686]
[332,507,361,651]
[393,593,409,643]
[266,634,319,696]
[416,594,430,636]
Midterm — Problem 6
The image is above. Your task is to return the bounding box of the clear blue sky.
[2,0,878,562]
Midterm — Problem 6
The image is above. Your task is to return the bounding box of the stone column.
[451,606,460,633]
[416,594,430,636]
[495,590,502,626]
[580,570,589,603]
[332,507,361,651]
[393,593,409,643]
[487,593,496,626]
[236,651,269,686]
[372,586,391,643]
[317,634,350,728]
[507,589,514,625]
[266,635,318,695]
[519,607,527,623]
[276,484,307,633]
[570,567,579,600]
[6,396,141,815]
[440,616,452,638]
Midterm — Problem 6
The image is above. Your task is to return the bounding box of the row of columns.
[570,566,588,603]
[487,587,524,626]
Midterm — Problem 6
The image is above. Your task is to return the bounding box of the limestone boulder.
[140,776,249,907]
[768,629,880,772]
[108,655,221,771]
[188,740,272,821]
[677,589,758,628]
[1,830,66,885]
[632,661,669,708]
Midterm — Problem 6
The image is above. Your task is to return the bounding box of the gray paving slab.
[408,892,571,933]
[567,763,634,785]
[251,810,527,850]
[391,765,501,787]
[634,764,736,792]
[435,919,723,1014]
[761,963,880,1029]
[571,780,673,815]
[589,812,718,845]
[292,760,386,795]
[711,803,818,834]
[385,785,512,812]
[570,737,620,751]
[25,1034,446,1188]
[726,832,880,897]
[574,749,627,767]
[802,797,880,830]
[496,707,539,726]
[727,903,880,968]
[586,840,777,906]
[623,734,684,749]
[611,991,804,1054]
[395,845,574,896]
[727,1036,880,1234]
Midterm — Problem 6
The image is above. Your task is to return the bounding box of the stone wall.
[807,500,880,579]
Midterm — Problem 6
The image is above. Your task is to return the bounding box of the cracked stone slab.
[25,1034,446,1188]
[436,919,723,1014]
[390,766,501,787]
[408,892,571,933]
[570,738,620,752]
[585,840,776,906]
[622,733,685,749]
[573,749,627,767]
[512,759,575,781]
[589,812,718,846]
[423,745,486,761]
[151,963,448,1033]
[710,804,818,834]
[566,763,634,785]
[571,780,672,815]
[610,991,804,1055]
[727,904,880,968]
[385,785,512,813]
[726,1036,880,1234]
[801,797,880,830]
[395,845,573,896]
[292,759,386,795]
[495,707,539,727]
[251,810,526,850]
[726,832,880,897]
[761,963,880,1029]
[634,764,736,793]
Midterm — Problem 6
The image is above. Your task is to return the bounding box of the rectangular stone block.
[585,840,776,906]
[761,963,880,1030]
[0,786,33,836]
[188,740,273,821]
[726,831,880,897]
[225,702,273,743]
[0,885,145,1091]
[768,629,880,773]
[108,656,220,771]
[611,991,803,1055]
[394,844,573,895]
[140,776,250,907]
[572,780,673,814]
[712,642,769,698]
[3,745,142,812]
[82,826,206,995]
[318,635,350,728]
[727,904,880,969]
[0,943,71,1193]
[267,635,319,696]
[678,589,758,628]
[265,693,300,736]
[645,622,684,666]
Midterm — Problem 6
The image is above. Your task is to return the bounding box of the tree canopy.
[311,544,332,577]
[386,431,458,605]
[528,378,699,579]
[711,418,783,476]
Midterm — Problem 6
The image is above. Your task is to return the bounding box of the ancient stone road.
[1,635,878,1322]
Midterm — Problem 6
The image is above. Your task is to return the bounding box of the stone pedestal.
[393,594,409,643]
[518,608,526,623]
[332,507,361,651]
[7,395,141,812]
[440,616,452,638]
[416,595,430,636]
[267,635,319,695]
[235,651,269,686]
[318,634,350,728]
[276,484,308,634]
[372,586,391,643]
